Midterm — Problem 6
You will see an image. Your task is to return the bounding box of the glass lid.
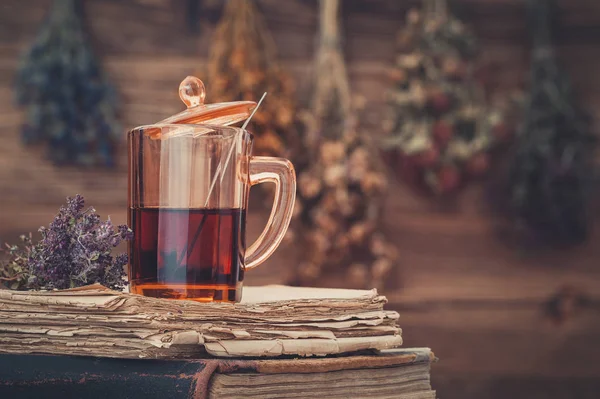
[138,76,257,139]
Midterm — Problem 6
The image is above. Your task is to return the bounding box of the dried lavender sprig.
[0,195,133,291]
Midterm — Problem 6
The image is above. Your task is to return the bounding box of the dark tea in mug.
[128,115,296,303]
[129,207,246,302]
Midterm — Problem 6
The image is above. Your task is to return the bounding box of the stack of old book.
[0,284,437,398]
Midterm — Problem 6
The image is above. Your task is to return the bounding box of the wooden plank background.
[1,1,600,398]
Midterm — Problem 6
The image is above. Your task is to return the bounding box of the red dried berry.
[428,91,451,114]
[432,120,453,146]
[416,146,440,167]
[467,152,490,177]
[438,165,461,193]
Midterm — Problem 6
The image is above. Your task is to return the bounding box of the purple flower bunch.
[0,195,133,291]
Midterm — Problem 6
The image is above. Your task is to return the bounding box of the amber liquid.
[128,207,246,302]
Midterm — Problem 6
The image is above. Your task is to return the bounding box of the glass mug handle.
[245,156,296,270]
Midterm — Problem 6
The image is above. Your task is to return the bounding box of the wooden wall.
[2,1,600,398]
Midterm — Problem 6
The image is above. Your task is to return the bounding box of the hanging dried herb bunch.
[503,0,596,246]
[381,0,517,196]
[207,0,299,160]
[14,0,121,167]
[290,0,398,290]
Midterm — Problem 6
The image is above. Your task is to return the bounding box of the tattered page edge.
[190,347,435,399]
[203,335,403,358]
[1,284,385,307]
[252,347,435,374]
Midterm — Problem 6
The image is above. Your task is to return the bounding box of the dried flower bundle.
[501,0,596,246]
[0,195,132,291]
[291,0,398,290]
[381,0,517,196]
[14,0,121,167]
[206,0,300,160]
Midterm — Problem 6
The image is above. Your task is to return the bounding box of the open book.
[0,284,402,359]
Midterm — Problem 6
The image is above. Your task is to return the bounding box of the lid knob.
[179,76,206,108]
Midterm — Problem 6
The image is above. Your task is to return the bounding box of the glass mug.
[127,123,296,302]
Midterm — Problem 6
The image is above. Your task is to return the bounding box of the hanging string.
[423,0,447,22]
[311,0,351,138]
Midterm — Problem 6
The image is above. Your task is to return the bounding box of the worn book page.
[240,285,379,303]
[209,363,434,399]
[0,284,402,360]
